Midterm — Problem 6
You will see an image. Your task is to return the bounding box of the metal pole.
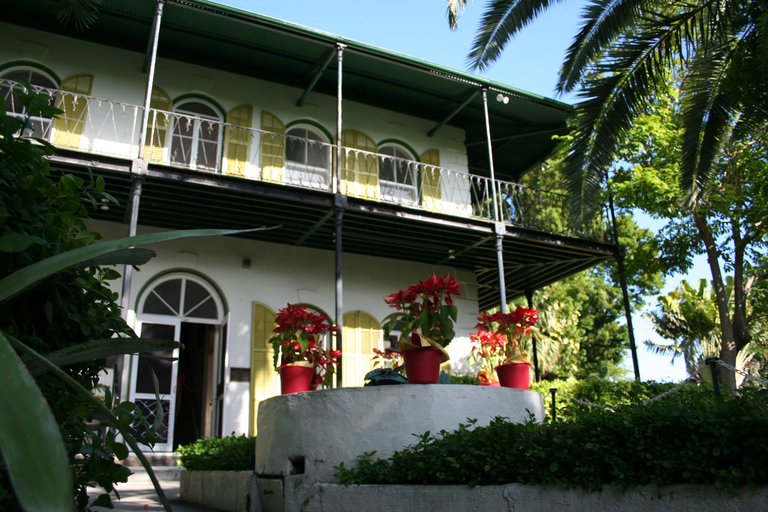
[705,358,721,397]
[608,192,640,381]
[550,388,557,422]
[481,88,507,311]
[526,290,541,382]
[334,43,345,388]
[137,0,165,153]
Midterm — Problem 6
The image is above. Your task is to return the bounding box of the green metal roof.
[4,0,572,181]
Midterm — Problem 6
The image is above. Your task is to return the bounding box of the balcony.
[1,79,606,242]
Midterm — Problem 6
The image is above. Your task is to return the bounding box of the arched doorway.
[131,272,227,452]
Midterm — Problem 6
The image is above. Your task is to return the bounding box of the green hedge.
[335,391,768,490]
[176,434,255,471]
[529,377,714,422]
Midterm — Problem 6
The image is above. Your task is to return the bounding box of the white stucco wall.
[89,219,480,438]
[0,22,469,175]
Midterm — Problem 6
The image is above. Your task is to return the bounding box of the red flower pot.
[403,347,442,384]
[279,364,314,394]
[495,363,531,390]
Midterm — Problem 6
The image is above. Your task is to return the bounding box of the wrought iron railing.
[1,79,607,241]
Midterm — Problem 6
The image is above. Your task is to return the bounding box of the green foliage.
[0,89,270,512]
[0,87,137,512]
[529,377,711,423]
[335,392,768,490]
[176,434,256,471]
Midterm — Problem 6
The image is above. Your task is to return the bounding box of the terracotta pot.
[279,364,314,394]
[402,347,442,384]
[495,363,531,390]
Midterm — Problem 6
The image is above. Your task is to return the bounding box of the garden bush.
[335,390,768,490]
[529,377,713,422]
[177,434,255,471]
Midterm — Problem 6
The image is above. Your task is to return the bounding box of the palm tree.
[448,0,767,392]
[646,279,759,386]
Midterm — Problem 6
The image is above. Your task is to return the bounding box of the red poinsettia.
[475,306,538,364]
[468,329,508,381]
[383,273,464,347]
[269,303,341,388]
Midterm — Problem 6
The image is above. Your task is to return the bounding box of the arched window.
[285,125,331,189]
[170,100,222,172]
[0,68,57,137]
[379,144,418,205]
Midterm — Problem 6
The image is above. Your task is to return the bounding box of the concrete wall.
[180,470,255,512]
[296,482,768,512]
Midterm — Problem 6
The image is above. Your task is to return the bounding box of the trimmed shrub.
[177,434,255,471]
[335,391,768,490]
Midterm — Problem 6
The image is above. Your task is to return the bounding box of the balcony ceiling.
[52,156,614,311]
[6,0,573,181]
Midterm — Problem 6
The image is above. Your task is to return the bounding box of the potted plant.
[475,306,538,389]
[383,273,463,384]
[468,329,508,386]
[269,303,341,394]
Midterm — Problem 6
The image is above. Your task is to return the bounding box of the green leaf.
[5,332,174,512]
[90,494,113,509]
[549,461,559,472]
[71,248,156,269]
[28,337,182,375]
[0,331,72,512]
[0,232,47,252]
[0,226,278,304]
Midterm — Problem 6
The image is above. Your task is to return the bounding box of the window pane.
[183,280,218,319]
[136,323,175,394]
[143,279,182,315]
[285,132,306,163]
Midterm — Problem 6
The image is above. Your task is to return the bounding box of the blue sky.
[218,0,709,381]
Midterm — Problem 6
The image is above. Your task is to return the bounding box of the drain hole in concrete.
[289,456,305,475]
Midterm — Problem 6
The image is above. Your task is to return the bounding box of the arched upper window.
[0,68,57,137]
[170,100,222,172]
[285,125,331,189]
[139,274,222,322]
[379,144,418,205]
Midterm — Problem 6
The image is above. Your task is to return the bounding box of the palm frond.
[468,0,565,71]
[447,0,471,30]
[49,0,102,30]
[679,36,737,206]
[558,0,653,94]
[563,7,716,223]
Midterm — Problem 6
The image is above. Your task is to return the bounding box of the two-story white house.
[1,0,616,453]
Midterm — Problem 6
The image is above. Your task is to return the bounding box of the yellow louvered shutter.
[52,74,92,149]
[342,311,381,387]
[421,149,442,211]
[250,302,279,436]
[340,130,378,199]
[143,87,172,162]
[260,111,285,183]
[224,105,253,177]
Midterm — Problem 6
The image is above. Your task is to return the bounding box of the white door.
[130,319,180,453]
[130,273,225,452]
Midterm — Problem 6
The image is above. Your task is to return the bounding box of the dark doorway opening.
[174,322,214,450]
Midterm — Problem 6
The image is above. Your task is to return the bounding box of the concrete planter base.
[180,470,255,512]
[296,481,768,512]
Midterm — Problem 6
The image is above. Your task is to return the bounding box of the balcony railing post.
[334,42,346,388]
[137,0,165,155]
